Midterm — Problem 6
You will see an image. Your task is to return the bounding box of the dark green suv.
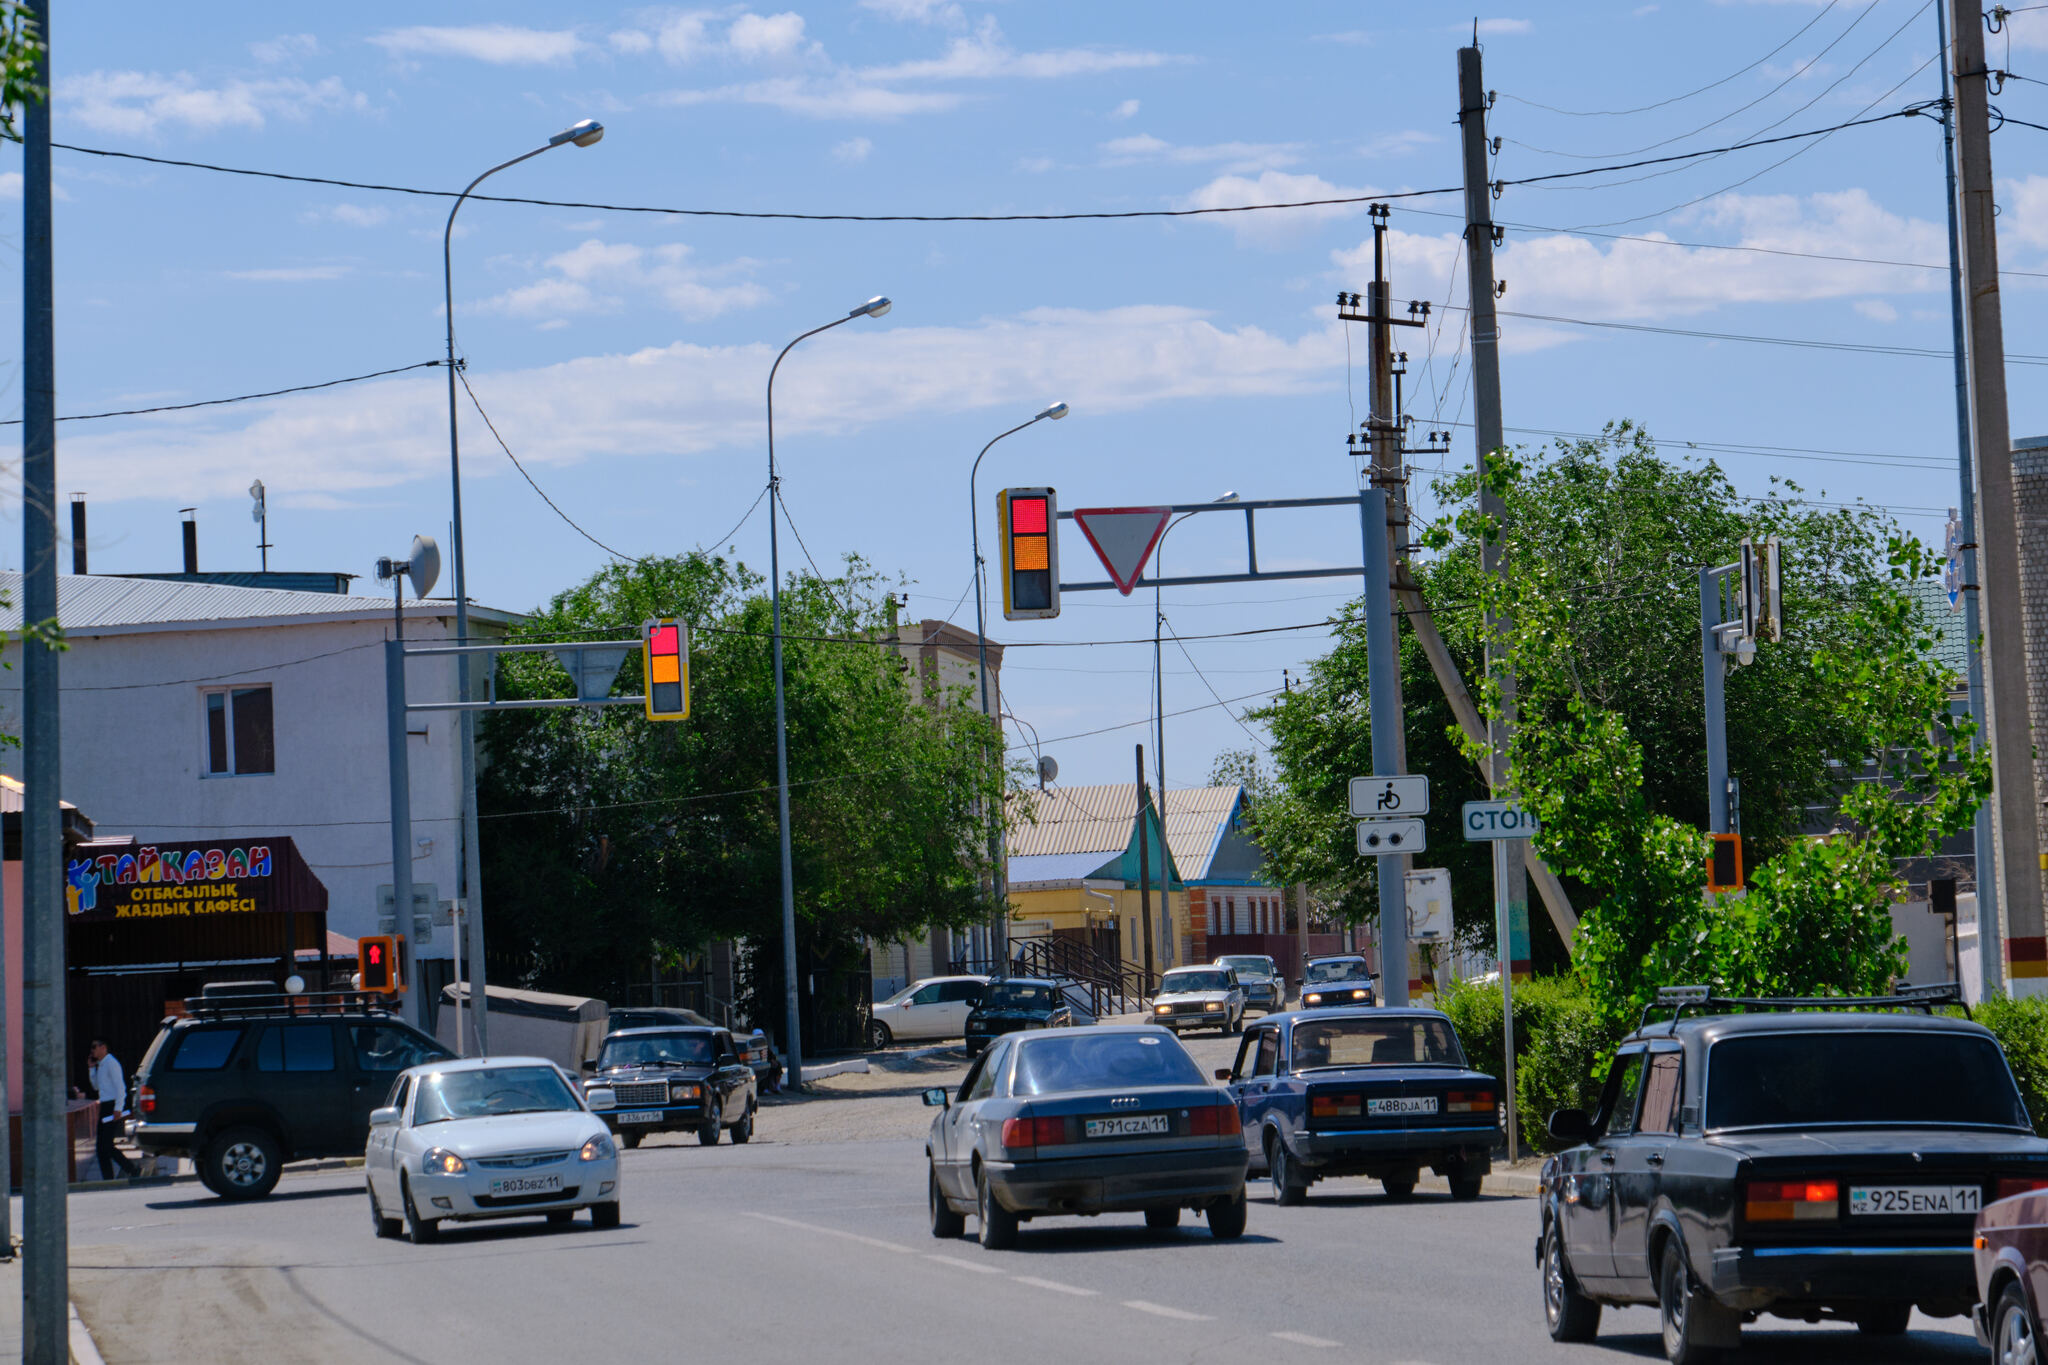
[134,993,452,1199]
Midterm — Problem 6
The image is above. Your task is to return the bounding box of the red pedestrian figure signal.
[643,617,690,721]
[359,934,402,994]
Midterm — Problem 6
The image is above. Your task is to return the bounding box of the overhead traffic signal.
[642,617,690,721]
[1707,834,1744,893]
[998,487,1060,621]
[358,935,402,994]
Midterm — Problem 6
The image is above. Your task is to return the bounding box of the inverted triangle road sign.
[1073,506,1171,595]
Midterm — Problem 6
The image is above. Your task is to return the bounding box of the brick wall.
[2014,450,2048,970]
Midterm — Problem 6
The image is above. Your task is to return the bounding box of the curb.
[69,1301,105,1365]
[67,1155,364,1194]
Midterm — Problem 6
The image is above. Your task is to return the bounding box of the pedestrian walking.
[76,1036,141,1180]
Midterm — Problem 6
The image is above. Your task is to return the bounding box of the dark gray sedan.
[923,1026,1251,1249]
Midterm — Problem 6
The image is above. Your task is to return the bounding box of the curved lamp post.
[441,118,603,1055]
[768,296,892,1089]
[969,402,1068,972]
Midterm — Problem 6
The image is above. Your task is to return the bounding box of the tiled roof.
[1904,576,1970,678]
[1007,783,1242,881]
[0,572,517,634]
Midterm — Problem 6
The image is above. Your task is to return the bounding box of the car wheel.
[1208,1188,1248,1240]
[1144,1206,1181,1232]
[204,1125,282,1201]
[867,1020,893,1050]
[1269,1134,1308,1206]
[976,1167,1018,1250]
[546,1210,576,1228]
[1853,1303,1912,1336]
[400,1174,439,1245]
[929,1163,965,1239]
[590,1202,621,1230]
[1381,1173,1416,1201]
[731,1103,755,1144]
[1658,1238,1727,1364]
[699,1100,722,1146]
[1995,1280,2037,1365]
[367,1181,401,1239]
[1449,1170,1485,1201]
[1542,1219,1601,1343]
[619,1131,643,1150]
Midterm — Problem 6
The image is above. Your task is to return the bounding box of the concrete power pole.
[1458,43,1532,995]
[1952,0,2045,992]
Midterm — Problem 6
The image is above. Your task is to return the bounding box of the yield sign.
[1073,506,1171,595]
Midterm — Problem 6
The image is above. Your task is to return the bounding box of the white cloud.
[249,34,319,65]
[862,17,1174,81]
[659,78,961,119]
[2005,175,2048,250]
[1016,155,1056,174]
[63,70,365,137]
[1182,171,1376,245]
[1316,31,1373,45]
[300,203,389,228]
[224,264,353,282]
[860,0,966,24]
[1360,129,1437,158]
[1853,299,1898,322]
[478,239,773,323]
[369,25,583,66]
[729,11,810,60]
[833,136,874,163]
[656,14,712,63]
[1111,98,1140,119]
[0,173,68,201]
[1475,18,1533,34]
[1101,133,1302,174]
[2008,8,2048,51]
[609,29,653,55]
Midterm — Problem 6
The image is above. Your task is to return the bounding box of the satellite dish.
[1037,754,1058,786]
[407,535,441,600]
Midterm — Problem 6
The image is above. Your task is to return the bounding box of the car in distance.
[363,1056,622,1244]
[868,974,990,1049]
[1150,966,1247,1035]
[582,1026,757,1148]
[1223,1008,1496,1202]
[1299,955,1375,1009]
[1213,955,1282,1015]
[923,1025,1249,1248]
[964,978,1074,1056]
[1540,985,2048,1364]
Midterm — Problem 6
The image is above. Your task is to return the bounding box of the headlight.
[1205,1002,1223,1012]
[670,1081,702,1102]
[1304,992,1323,1004]
[1153,1004,1171,1014]
[580,1133,616,1162]
[1350,989,1368,999]
[422,1148,467,1175]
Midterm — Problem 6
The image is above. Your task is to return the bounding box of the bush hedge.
[1439,974,1624,1153]
[1970,994,2048,1133]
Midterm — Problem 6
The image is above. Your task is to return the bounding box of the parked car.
[1540,985,2048,1364]
[1299,955,1375,1009]
[964,978,1075,1056]
[364,1055,622,1243]
[133,988,452,1200]
[1974,1182,2048,1361]
[582,1026,758,1147]
[1149,966,1247,1035]
[868,974,990,1049]
[1223,1007,1497,1202]
[922,1025,1249,1248]
[609,1009,779,1088]
[1214,954,1282,1014]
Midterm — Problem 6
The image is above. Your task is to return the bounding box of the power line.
[0,359,442,426]
[703,486,769,554]
[459,367,640,563]
[1494,108,1920,191]
[1166,621,1270,751]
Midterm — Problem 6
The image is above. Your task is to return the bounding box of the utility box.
[1405,867,1452,943]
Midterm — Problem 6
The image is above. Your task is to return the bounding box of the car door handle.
[1646,1152,1664,1166]
[1599,1152,1616,1165]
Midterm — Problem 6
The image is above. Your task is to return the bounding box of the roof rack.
[179,989,397,1022]
[1638,980,1967,1033]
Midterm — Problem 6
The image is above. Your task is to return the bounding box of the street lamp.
[768,295,893,1090]
[1154,491,1236,965]
[439,119,603,1056]
[970,402,1069,974]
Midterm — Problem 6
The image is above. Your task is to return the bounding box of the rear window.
[169,1026,243,1071]
[1011,1032,1205,1096]
[1705,1030,2029,1131]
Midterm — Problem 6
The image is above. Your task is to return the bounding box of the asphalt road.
[64,1124,1982,1365]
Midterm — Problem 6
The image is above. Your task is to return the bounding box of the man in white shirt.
[84,1037,140,1180]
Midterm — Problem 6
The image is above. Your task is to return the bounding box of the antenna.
[250,479,270,572]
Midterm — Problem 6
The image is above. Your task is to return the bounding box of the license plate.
[1367,1096,1439,1116]
[1850,1184,1981,1216]
[1084,1114,1169,1138]
[489,1173,564,1197]
[616,1110,663,1125]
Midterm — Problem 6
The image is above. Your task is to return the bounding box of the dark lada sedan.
[964,978,1075,1056]
[923,1026,1250,1249]
[1540,988,2048,1365]
[582,1026,758,1148]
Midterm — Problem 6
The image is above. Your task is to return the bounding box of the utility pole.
[1952,0,2044,992]
[1134,745,1154,991]
[21,0,67,1354]
[1459,42,1532,997]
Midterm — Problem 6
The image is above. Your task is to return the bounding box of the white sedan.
[364,1055,623,1244]
[1149,966,1247,1035]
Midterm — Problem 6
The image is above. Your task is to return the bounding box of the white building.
[0,572,516,1025]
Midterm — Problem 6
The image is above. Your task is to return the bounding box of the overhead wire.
[0,359,443,426]
[1166,621,1270,750]
[458,367,640,563]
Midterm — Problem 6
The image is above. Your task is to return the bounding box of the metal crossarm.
[1055,492,1375,593]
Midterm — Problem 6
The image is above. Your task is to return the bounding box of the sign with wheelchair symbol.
[1348,774,1430,818]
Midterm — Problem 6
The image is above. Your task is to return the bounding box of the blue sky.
[8,0,2048,794]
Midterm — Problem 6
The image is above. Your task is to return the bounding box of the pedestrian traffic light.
[358,935,402,994]
[642,616,689,721]
[1707,834,1744,893]
[998,487,1060,621]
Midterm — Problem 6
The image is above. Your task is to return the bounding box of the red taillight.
[137,1086,154,1116]
[1445,1089,1495,1114]
[1188,1104,1241,1137]
[1996,1177,2048,1200]
[999,1116,1068,1149]
[1744,1179,1839,1222]
[1310,1093,1362,1119]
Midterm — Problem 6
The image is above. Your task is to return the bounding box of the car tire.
[699,1100,722,1146]
[401,1174,439,1245]
[867,1020,893,1050]
[929,1163,965,1239]
[590,1201,621,1230]
[1144,1206,1181,1232]
[546,1210,576,1228]
[1542,1219,1601,1343]
[1658,1238,1728,1364]
[1995,1281,2037,1365]
[1208,1189,1248,1240]
[619,1131,642,1150]
[203,1125,283,1201]
[1269,1134,1308,1206]
[1449,1170,1485,1201]
[1381,1173,1416,1201]
[731,1102,755,1144]
[367,1181,401,1239]
[1853,1303,1912,1336]
[976,1168,1019,1250]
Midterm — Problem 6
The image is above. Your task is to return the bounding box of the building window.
[203,686,274,776]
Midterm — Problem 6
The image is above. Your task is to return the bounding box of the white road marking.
[1013,1276,1098,1296]
[742,1211,916,1255]
[1122,1300,1214,1322]
[925,1254,1004,1274]
[1271,1331,1342,1348]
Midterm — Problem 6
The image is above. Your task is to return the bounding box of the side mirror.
[586,1087,617,1111]
[922,1087,950,1108]
[1214,1068,1233,1082]
[369,1106,399,1128]
[1548,1108,1593,1145]
[581,1059,599,1073]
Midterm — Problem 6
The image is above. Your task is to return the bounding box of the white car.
[1149,966,1247,1035]
[364,1055,623,1244]
[868,974,990,1049]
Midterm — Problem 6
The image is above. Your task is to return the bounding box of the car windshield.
[1012,1032,1206,1095]
[1304,960,1370,984]
[1705,1030,2029,1131]
[600,1032,714,1068]
[986,983,1054,1009]
[1218,957,1272,978]
[1162,970,1230,993]
[413,1066,582,1125]
[1290,1017,1465,1069]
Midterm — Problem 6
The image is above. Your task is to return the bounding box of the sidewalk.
[0,1221,108,1364]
